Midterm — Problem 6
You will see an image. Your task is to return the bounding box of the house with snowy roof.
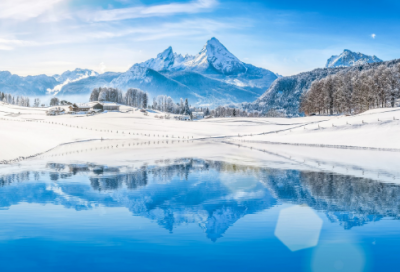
[68,102,120,113]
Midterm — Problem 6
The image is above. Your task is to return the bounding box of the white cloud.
[0,45,13,50]
[371,33,376,39]
[0,0,65,20]
[0,38,37,50]
[85,0,218,22]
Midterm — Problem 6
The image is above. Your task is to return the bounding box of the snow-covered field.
[235,107,400,150]
[1,102,400,164]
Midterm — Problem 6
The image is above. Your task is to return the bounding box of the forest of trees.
[1,92,31,107]
[300,63,400,115]
[89,87,149,108]
[152,96,191,115]
[89,87,124,104]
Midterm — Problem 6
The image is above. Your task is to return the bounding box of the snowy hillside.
[57,72,122,96]
[48,68,99,95]
[326,49,382,68]
[53,68,98,83]
[247,59,400,116]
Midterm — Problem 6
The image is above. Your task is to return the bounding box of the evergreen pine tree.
[184,99,190,115]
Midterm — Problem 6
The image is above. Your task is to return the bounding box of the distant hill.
[326,49,382,68]
[0,68,98,97]
[246,59,400,117]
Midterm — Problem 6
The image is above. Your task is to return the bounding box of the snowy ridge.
[48,69,98,95]
[326,49,382,68]
[179,37,247,75]
[139,47,194,72]
[53,68,98,83]
[138,37,258,77]
[246,58,400,116]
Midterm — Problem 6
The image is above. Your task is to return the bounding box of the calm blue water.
[1,159,400,271]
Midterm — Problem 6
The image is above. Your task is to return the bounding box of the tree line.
[1,92,31,107]
[90,87,149,108]
[300,63,400,115]
[152,96,191,115]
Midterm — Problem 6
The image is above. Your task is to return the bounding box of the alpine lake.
[1,139,400,272]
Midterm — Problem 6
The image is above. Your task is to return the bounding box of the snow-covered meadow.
[1,101,400,166]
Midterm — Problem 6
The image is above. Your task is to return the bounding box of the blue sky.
[0,0,399,76]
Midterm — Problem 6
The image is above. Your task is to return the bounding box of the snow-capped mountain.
[137,37,247,75]
[53,68,98,83]
[48,68,99,95]
[0,38,277,107]
[138,47,194,71]
[0,71,58,96]
[0,68,99,97]
[326,49,382,68]
[134,37,278,90]
[179,37,248,75]
[108,37,278,106]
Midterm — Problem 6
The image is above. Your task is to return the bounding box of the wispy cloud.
[0,0,65,20]
[0,17,243,51]
[371,33,376,39]
[84,0,218,22]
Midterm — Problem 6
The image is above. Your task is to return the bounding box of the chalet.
[102,102,120,111]
[68,102,120,113]
[68,103,91,112]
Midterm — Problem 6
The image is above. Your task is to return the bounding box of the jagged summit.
[138,46,177,71]
[326,49,382,68]
[185,37,247,75]
[137,37,252,75]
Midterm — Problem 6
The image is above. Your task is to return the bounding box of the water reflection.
[1,159,400,240]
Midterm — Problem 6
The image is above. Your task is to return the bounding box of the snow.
[2,102,400,181]
[110,64,152,87]
[235,108,400,151]
[136,37,246,75]
[326,49,382,68]
[48,70,97,95]
[180,37,247,75]
[0,101,320,162]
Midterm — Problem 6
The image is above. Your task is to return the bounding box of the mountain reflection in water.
[1,158,400,239]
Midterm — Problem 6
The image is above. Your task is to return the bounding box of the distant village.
[45,99,207,121]
[1,87,285,121]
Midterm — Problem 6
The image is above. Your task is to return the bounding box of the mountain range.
[246,58,399,116]
[0,45,387,111]
[0,38,278,107]
[326,49,382,68]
